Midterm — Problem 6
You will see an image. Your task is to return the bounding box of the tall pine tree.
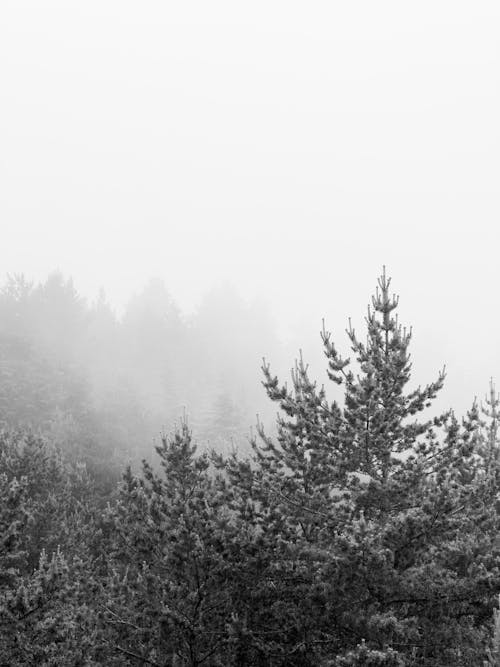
[223,270,498,665]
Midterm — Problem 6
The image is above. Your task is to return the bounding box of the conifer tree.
[100,423,239,666]
[477,379,500,475]
[223,270,498,665]
[0,430,100,665]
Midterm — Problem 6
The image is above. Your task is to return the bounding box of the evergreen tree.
[476,379,500,475]
[0,273,35,342]
[223,270,498,665]
[0,429,102,665]
[99,423,240,666]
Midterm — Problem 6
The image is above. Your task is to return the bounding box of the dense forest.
[1,271,500,665]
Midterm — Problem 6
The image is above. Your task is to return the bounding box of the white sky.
[1,1,499,414]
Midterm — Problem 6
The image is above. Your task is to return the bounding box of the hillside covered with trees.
[1,271,500,665]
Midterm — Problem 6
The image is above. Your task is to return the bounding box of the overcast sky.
[1,1,499,414]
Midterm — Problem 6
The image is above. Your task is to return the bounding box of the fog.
[1,1,500,458]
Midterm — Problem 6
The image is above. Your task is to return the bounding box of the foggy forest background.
[0,271,287,482]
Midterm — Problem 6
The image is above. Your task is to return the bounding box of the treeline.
[0,273,281,481]
[2,272,500,665]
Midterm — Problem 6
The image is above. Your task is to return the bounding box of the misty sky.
[1,1,500,415]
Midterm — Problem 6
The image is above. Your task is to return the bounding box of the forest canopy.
[1,271,500,665]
